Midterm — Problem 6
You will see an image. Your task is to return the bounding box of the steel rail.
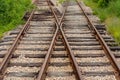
[51,0,83,79]
[36,0,59,79]
[58,2,83,80]
[0,1,37,79]
[59,23,83,80]
[47,0,59,25]
[36,0,83,80]
[75,0,120,79]
[36,22,59,80]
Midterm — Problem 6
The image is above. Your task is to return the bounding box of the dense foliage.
[0,0,32,38]
[83,0,120,44]
[91,0,120,17]
[92,0,113,7]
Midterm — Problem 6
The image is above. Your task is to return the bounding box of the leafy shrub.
[83,0,120,44]
[0,0,33,38]
[98,0,109,7]
[0,0,32,25]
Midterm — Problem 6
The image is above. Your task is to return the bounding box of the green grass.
[106,17,120,44]
[0,0,33,38]
[83,0,120,44]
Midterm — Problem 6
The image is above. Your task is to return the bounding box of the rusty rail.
[58,2,83,79]
[0,1,37,79]
[36,0,59,79]
[36,0,83,80]
[36,22,59,80]
[59,23,83,80]
[75,0,120,79]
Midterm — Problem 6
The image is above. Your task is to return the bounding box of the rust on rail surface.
[0,1,38,79]
[58,2,83,80]
[75,0,120,79]
[36,22,59,80]
[36,0,59,79]
[59,23,83,80]
[36,0,83,80]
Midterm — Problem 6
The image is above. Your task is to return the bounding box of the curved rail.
[36,0,59,79]
[59,23,83,80]
[36,0,83,80]
[75,0,120,79]
[36,22,59,80]
[0,1,37,79]
[58,2,83,80]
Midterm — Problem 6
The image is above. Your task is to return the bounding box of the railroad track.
[62,0,120,80]
[0,0,56,80]
[0,0,120,80]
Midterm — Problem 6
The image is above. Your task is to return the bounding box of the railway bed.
[0,0,120,80]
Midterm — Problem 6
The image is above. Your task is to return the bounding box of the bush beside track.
[83,0,120,44]
[0,0,33,38]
